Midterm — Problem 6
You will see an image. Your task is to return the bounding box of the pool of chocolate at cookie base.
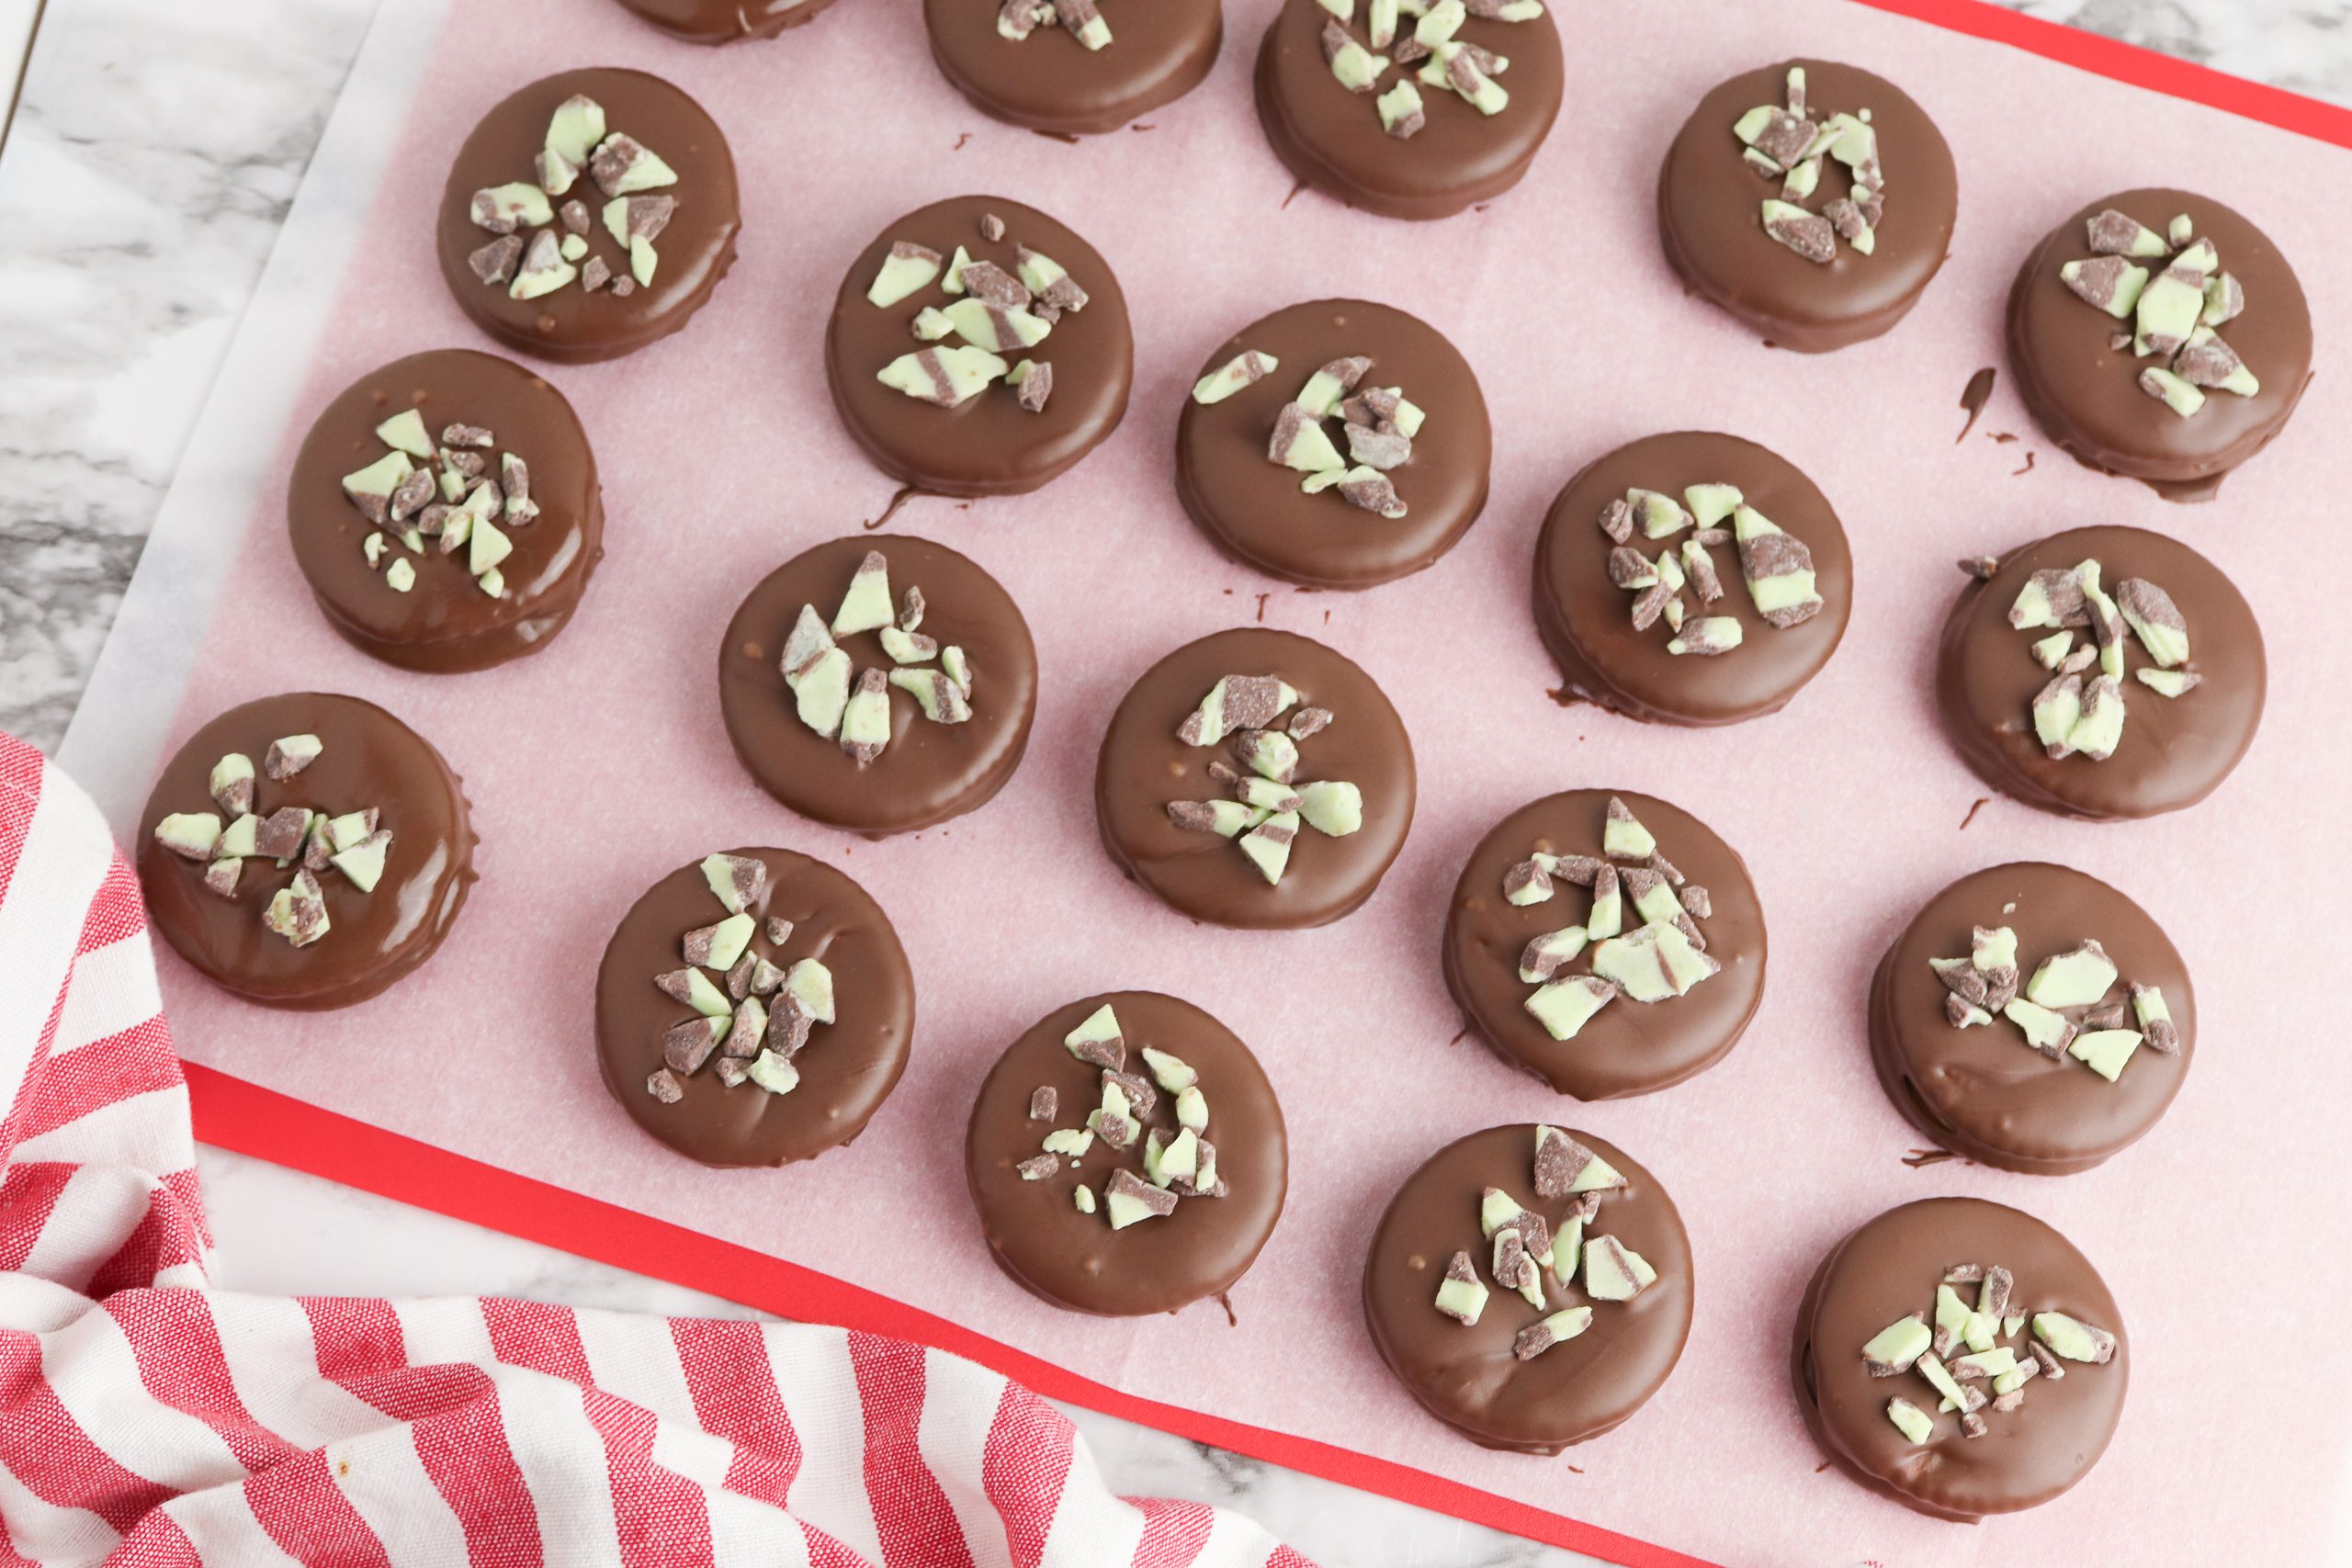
[925,0,1222,136]
[965,990,1287,1318]
[1443,789,1765,1100]
[1533,431,1849,726]
[1657,60,1956,353]
[718,535,1037,837]
[1936,525,2264,821]
[436,68,741,364]
[1792,1197,2127,1521]
[138,693,476,1010]
[288,349,605,673]
[1363,1125,1691,1454]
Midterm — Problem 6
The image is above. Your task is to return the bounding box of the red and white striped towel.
[0,730,1315,1568]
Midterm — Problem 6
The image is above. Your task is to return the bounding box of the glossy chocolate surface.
[825,194,1133,498]
[288,349,603,672]
[1870,862,2193,1175]
[718,535,1038,837]
[1443,789,1765,1100]
[1253,0,1564,221]
[1096,627,1415,930]
[1793,1197,2127,1520]
[926,0,1222,135]
[594,848,913,1168]
[1177,299,1490,589]
[1936,525,2264,821]
[616,0,838,44]
[138,693,475,1010]
[966,990,1287,1316]
[2007,188,2312,499]
[1534,431,1850,726]
[1657,60,1955,353]
[1364,1125,1691,1453]
[436,68,741,364]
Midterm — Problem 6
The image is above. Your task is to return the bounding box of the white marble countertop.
[6,3,2350,1562]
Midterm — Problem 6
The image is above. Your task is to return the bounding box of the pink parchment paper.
[128,0,2352,1561]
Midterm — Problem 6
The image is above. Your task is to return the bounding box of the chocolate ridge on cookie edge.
[616,0,840,44]
[2005,187,2312,502]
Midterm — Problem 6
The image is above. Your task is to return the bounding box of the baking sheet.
[59,0,2352,1562]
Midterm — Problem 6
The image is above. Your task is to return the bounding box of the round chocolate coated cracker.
[1793,1197,2128,1520]
[1936,525,2264,822]
[437,68,741,365]
[966,990,1287,1316]
[1252,0,1564,222]
[1871,863,2193,1175]
[138,693,476,1010]
[926,0,1222,136]
[1177,299,1492,590]
[288,349,604,673]
[615,0,838,44]
[2007,188,2312,501]
[1657,60,1956,353]
[595,849,913,1168]
[1533,431,1851,726]
[1096,627,1415,931]
[1365,1124,1692,1453]
[718,535,1039,837]
[826,195,1134,498]
[1443,789,1765,1100]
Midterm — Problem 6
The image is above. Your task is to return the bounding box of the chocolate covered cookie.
[615,0,837,44]
[1534,431,1850,725]
[929,0,1221,135]
[2008,189,2312,500]
[826,196,1133,497]
[1177,299,1491,589]
[967,991,1287,1316]
[138,693,475,1010]
[1444,790,1764,1100]
[1253,0,1564,221]
[1871,863,2192,1175]
[595,849,913,1168]
[1365,1124,1691,1452]
[1793,1197,2127,1520]
[1096,627,1415,930]
[288,349,603,672]
[718,536,1038,837]
[1938,525,2263,821]
[439,69,741,363]
[1659,61,1955,352]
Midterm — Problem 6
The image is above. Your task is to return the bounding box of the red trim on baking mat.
[1849,0,2352,149]
[185,1063,1718,1568]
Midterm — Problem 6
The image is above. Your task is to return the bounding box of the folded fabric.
[0,731,1312,1568]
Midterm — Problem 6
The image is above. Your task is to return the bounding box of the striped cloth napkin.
[0,729,1315,1568]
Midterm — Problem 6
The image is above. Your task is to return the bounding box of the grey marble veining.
[7,3,2352,1562]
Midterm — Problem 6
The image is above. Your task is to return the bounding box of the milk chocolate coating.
[966,990,1287,1316]
[926,0,1222,136]
[436,69,741,365]
[1792,1197,2128,1520]
[288,350,604,673]
[1936,525,2264,821]
[1252,0,1563,221]
[594,849,913,1168]
[718,535,1038,837]
[615,0,837,44]
[825,195,1133,498]
[1657,60,1956,353]
[2007,189,2312,500]
[1177,299,1491,589]
[1443,789,1765,1100]
[1534,431,1851,726]
[137,693,476,1010]
[1096,627,1415,930]
[1870,863,2193,1176]
[1364,1125,1692,1453]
